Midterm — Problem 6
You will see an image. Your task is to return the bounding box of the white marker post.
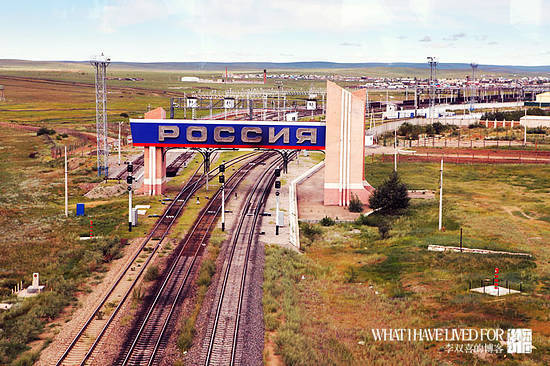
[394,127,397,171]
[438,158,443,231]
[64,146,68,217]
[524,124,527,146]
[221,183,225,231]
[128,186,133,232]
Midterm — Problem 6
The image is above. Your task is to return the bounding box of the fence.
[289,161,325,250]
[378,151,550,165]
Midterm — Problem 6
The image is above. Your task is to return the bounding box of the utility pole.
[64,146,68,217]
[438,158,443,231]
[275,167,281,235]
[118,121,123,165]
[127,162,133,232]
[219,164,225,231]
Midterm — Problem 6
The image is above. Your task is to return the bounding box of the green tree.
[368,171,410,214]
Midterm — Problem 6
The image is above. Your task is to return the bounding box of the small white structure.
[470,286,520,297]
[17,273,45,298]
[223,98,235,109]
[181,76,200,82]
[285,112,298,122]
[186,97,198,108]
[365,134,374,146]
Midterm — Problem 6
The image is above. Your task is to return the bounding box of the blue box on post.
[76,203,85,216]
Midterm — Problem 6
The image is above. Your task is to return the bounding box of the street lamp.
[118,121,124,165]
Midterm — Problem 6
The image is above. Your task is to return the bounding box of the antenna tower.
[90,53,111,176]
[427,57,438,123]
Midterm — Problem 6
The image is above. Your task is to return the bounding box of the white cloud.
[510,0,542,25]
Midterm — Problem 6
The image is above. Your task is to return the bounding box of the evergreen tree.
[369,171,410,214]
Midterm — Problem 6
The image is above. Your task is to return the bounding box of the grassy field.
[264,160,550,365]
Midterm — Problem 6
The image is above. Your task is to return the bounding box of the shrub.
[348,193,363,213]
[468,123,485,129]
[378,221,391,239]
[369,171,410,214]
[144,265,159,282]
[300,222,321,241]
[120,112,129,118]
[355,213,383,227]
[319,216,335,226]
[197,259,215,287]
[36,127,55,136]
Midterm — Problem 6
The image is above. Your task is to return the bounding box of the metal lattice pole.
[90,54,110,176]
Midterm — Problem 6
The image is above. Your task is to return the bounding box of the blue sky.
[1,0,549,65]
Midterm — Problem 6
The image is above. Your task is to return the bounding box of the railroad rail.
[202,153,291,366]
[114,155,145,180]
[55,152,257,366]
[115,152,275,366]
[166,151,193,177]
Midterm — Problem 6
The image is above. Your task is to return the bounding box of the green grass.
[265,160,550,365]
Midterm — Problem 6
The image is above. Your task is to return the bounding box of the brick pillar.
[140,107,167,195]
[323,81,373,206]
[142,146,166,195]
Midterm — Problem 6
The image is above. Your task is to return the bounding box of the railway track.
[114,155,145,180]
[55,152,257,366]
[115,152,275,366]
[166,151,193,177]
[202,153,290,366]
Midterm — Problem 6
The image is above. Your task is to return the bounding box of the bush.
[468,123,485,129]
[144,265,159,282]
[348,193,363,213]
[319,216,335,226]
[36,127,55,136]
[369,171,410,214]
[120,112,129,118]
[300,222,321,241]
[355,213,384,227]
[378,221,391,239]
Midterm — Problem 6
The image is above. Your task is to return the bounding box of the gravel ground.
[184,159,274,366]
[36,237,146,366]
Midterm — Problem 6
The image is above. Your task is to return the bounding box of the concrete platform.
[470,286,520,296]
[297,166,367,222]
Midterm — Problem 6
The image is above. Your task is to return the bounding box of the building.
[536,91,550,103]
[519,115,550,128]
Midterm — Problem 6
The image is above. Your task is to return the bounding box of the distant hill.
[1,59,550,74]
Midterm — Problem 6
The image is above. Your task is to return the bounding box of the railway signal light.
[126,176,133,185]
[219,164,225,173]
[275,180,281,189]
[275,167,281,177]
[219,175,225,184]
[127,163,133,173]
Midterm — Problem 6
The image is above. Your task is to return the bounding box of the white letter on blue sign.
[187,126,207,142]
[269,127,290,144]
[158,126,180,141]
[242,127,262,143]
[214,126,235,142]
[296,128,317,144]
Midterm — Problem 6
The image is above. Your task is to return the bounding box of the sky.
[1,0,549,66]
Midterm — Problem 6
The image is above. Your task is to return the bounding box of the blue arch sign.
[130,119,326,150]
